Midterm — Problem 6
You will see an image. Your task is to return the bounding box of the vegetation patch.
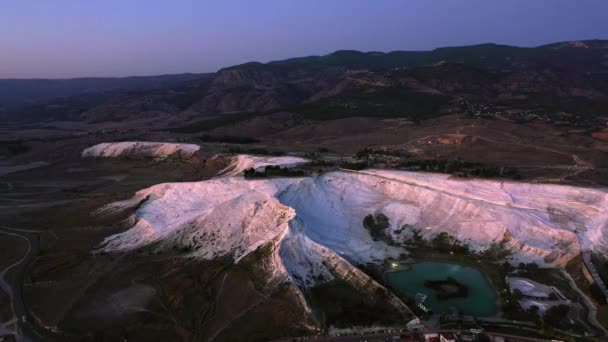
[430,232,471,255]
[478,234,513,261]
[363,213,390,241]
[398,159,521,179]
[339,160,368,170]
[243,165,307,179]
[307,278,404,329]
[356,148,411,159]
[288,86,451,121]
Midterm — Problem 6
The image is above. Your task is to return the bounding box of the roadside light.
[391,262,398,268]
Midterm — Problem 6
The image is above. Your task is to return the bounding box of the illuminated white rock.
[96,161,608,289]
[82,142,200,159]
[217,154,309,176]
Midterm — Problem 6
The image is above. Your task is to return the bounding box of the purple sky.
[1,0,607,78]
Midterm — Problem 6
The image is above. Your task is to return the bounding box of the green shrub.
[363,213,390,241]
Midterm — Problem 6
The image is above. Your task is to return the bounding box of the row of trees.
[398,159,521,179]
[243,165,306,178]
[429,232,471,255]
[339,161,368,170]
[355,148,411,159]
[396,226,471,256]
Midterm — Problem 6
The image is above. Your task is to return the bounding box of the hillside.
[87,153,607,337]
[100,154,608,271]
[3,40,607,127]
[0,73,212,115]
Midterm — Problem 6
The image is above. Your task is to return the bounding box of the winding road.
[0,225,41,342]
[560,269,608,337]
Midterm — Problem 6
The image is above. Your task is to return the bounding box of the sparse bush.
[397,159,521,179]
[363,213,390,241]
[244,165,306,178]
[480,237,513,261]
[339,160,368,170]
[307,278,405,328]
[430,232,470,255]
[356,148,410,159]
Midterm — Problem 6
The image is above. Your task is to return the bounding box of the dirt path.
[0,226,40,342]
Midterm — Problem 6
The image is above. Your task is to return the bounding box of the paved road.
[0,226,42,342]
[582,252,608,303]
[560,269,608,337]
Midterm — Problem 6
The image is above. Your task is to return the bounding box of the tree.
[544,304,570,327]
[512,289,523,301]
[528,305,541,325]
[431,232,451,252]
[319,311,327,333]
[363,213,390,241]
[411,227,423,243]
[526,262,539,272]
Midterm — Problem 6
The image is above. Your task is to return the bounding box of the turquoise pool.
[385,261,498,316]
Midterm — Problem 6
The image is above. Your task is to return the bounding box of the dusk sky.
[1,0,607,79]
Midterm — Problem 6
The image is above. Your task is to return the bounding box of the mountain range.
[2,40,608,127]
[3,40,608,341]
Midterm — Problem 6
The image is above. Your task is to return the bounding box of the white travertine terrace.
[217,154,310,176]
[81,142,200,159]
[95,155,608,291]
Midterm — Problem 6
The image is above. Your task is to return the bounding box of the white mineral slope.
[81,142,200,159]
[98,177,302,262]
[217,154,309,177]
[352,170,608,256]
[96,162,608,297]
[507,277,554,298]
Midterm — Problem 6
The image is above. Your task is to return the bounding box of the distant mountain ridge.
[223,40,608,72]
[181,39,608,124]
[0,73,211,112]
[2,40,607,124]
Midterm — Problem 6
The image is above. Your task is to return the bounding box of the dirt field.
[0,146,312,341]
[2,113,608,340]
[210,114,608,185]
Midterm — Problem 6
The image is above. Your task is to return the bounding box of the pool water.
[385,261,498,316]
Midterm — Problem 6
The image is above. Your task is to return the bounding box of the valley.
[1,136,607,340]
[1,40,608,341]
